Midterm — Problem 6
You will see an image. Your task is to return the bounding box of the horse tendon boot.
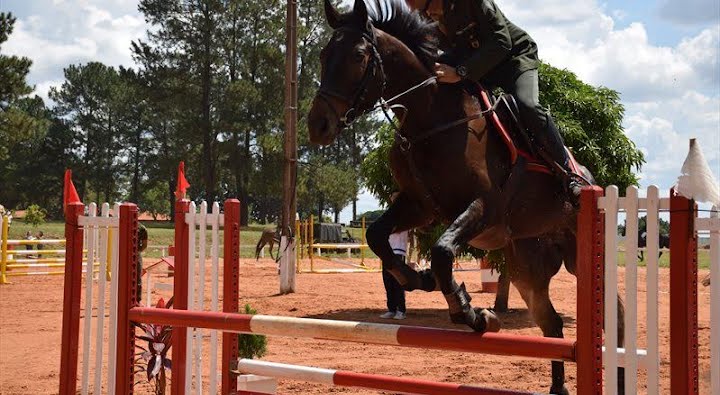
[444,282,500,332]
[389,256,436,292]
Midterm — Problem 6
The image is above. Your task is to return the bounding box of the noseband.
[317,27,387,129]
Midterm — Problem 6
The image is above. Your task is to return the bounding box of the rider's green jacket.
[441,0,539,85]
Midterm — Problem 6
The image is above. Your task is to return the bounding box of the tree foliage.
[538,62,644,190]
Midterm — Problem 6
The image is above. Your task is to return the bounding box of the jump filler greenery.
[136,298,173,395]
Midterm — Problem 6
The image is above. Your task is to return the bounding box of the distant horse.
[637,231,670,261]
[307,1,624,393]
[255,228,280,261]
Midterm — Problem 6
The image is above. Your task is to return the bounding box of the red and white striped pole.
[237,359,534,395]
[128,308,576,362]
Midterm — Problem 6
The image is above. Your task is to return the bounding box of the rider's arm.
[458,0,512,80]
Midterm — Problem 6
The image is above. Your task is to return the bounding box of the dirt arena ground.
[0,258,714,394]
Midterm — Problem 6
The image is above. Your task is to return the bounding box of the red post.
[172,200,191,395]
[115,203,139,394]
[669,190,698,394]
[58,202,85,395]
[576,186,604,395]
[222,199,241,395]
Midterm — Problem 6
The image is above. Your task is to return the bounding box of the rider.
[408,0,580,196]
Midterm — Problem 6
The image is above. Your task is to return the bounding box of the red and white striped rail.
[236,359,537,395]
[129,308,576,361]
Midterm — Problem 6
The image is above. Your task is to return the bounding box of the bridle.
[317,26,387,129]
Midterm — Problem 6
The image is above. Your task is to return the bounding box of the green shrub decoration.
[24,204,46,227]
[238,304,267,359]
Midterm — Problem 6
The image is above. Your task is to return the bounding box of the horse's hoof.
[549,385,570,395]
[479,308,500,332]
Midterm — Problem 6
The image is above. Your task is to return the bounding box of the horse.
[307,1,625,393]
[255,228,280,261]
[637,230,670,261]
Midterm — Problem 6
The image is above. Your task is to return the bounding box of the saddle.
[467,84,582,176]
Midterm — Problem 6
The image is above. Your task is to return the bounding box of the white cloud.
[624,91,720,189]
[494,0,720,195]
[498,0,720,101]
[3,0,147,104]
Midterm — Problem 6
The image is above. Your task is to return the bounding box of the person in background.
[35,231,44,258]
[24,231,35,257]
[379,193,408,320]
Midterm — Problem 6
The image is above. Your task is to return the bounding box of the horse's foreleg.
[268,240,275,261]
[432,198,500,332]
[366,194,432,291]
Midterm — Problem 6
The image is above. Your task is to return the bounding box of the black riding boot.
[534,115,582,197]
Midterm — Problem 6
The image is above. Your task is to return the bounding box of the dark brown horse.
[308,1,624,393]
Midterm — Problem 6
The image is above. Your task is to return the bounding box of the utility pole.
[280,0,298,294]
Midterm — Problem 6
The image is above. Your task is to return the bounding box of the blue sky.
[3,0,719,223]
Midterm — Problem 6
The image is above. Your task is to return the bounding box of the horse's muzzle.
[308,96,340,145]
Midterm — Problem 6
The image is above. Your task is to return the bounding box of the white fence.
[599,185,719,394]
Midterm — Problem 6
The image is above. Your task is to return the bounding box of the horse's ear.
[352,0,369,24]
[324,0,342,29]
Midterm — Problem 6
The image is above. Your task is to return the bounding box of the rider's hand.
[434,63,462,83]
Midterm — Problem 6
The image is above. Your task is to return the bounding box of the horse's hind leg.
[366,193,433,291]
[517,284,569,395]
[505,238,569,395]
[431,198,500,332]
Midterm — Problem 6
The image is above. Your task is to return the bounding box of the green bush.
[238,304,267,359]
[24,204,46,227]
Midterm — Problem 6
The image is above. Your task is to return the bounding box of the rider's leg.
[508,70,580,195]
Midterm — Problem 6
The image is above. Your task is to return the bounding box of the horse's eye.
[354,51,366,62]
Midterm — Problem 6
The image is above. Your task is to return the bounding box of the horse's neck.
[376,34,437,127]
[377,33,470,134]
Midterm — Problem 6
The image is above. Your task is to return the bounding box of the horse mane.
[364,0,439,70]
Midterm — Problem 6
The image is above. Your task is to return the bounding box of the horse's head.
[308,0,385,145]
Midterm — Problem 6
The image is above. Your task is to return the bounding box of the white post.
[92,204,110,394]
[279,236,297,293]
[209,202,220,394]
[185,202,196,394]
[107,203,120,395]
[645,186,660,394]
[623,187,638,393]
[80,203,97,395]
[195,201,207,395]
[603,186,619,395]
